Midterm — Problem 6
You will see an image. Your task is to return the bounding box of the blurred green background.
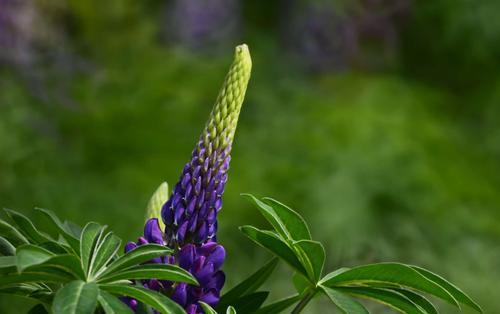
[1,0,499,313]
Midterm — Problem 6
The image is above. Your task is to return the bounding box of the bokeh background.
[1,0,499,313]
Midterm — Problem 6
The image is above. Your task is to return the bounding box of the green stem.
[291,290,316,314]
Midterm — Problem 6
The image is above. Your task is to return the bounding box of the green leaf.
[16,244,54,272]
[145,182,169,230]
[410,265,483,313]
[100,284,185,314]
[226,306,237,314]
[0,270,73,285]
[99,244,172,277]
[0,218,29,246]
[27,304,49,314]
[53,280,99,314]
[292,272,310,295]
[35,208,80,254]
[391,288,438,314]
[0,236,16,256]
[26,254,86,280]
[4,209,53,244]
[64,221,83,238]
[319,285,369,314]
[89,232,121,278]
[292,240,325,282]
[98,264,198,285]
[199,302,218,314]
[0,256,16,271]
[253,294,301,314]
[335,286,426,314]
[320,262,459,308]
[80,222,105,275]
[239,226,307,277]
[228,291,269,314]
[219,258,278,308]
[98,290,134,314]
[242,194,311,241]
[262,197,311,240]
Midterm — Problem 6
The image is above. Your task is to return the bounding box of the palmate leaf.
[89,232,121,278]
[4,209,53,244]
[239,226,308,278]
[80,222,105,276]
[97,264,197,285]
[218,257,279,309]
[242,194,311,241]
[253,294,302,314]
[100,284,185,314]
[98,290,134,314]
[53,280,99,314]
[319,286,369,314]
[98,244,173,277]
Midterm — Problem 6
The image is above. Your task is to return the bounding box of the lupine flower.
[161,44,252,247]
[124,45,251,313]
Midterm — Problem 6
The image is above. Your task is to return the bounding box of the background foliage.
[0,0,499,313]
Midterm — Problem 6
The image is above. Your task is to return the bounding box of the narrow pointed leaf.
[98,264,197,285]
[226,306,237,314]
[16,244,54,272]
[98,290,134,314]
[99,244,172,277]
[320,262,459,308]
[89,232,121,277]
[80,222,104,275]
[199,302,218,314]
[145,182,169,230]
[391,288,438,314]
[219,258,278,307]
[0,236,16,256]
[253,294,301,314]
[410,265,483,313]
[229,291,269,314]
[35,208,80,253]
[335,286,427,314]
[53,280,98,314]
[293,240,325,282]
[100,284,185,314]
[4,209,53,244]
[0,270,73,285]
[26,254,85,280]
[242,194,292,240]
[262,197,311,240]
[319,285,369,314]
[239,226,307,277]
[292,272,310,294]
[0,218,29,245]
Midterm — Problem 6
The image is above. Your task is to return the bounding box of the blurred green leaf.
[4,209,53,244]
[145,182,169,230]
[335,286,427,314]
[292,272,309,295]
[25,254,85,280]
[16,244,54,272]
[35,208,81,254]
[53,280,98,314]
[27,304,49,314]
[0,236,15,256]
[98,290,134,314]
[0,256,16,269]
[100,284,185,314]
[319,285,369,314]
[218,258,278,309]
[99,244,172,277]
[228,291,269,314]
[239,226,307,277]
[253,294,301,314]
[0,218,29,246]
[98,264,197,285]
[0,270,72,286]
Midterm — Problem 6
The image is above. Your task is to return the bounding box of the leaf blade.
[98,264,198,285]
[319,285,369,314]
[53,280,99,314]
